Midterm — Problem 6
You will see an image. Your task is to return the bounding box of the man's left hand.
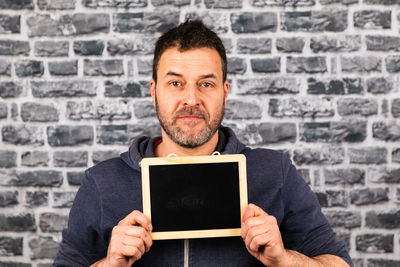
[241,203,289,267]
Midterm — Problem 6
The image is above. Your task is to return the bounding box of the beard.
[155,95,225,148]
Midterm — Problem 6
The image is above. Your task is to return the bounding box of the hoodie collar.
[120,125,246,171]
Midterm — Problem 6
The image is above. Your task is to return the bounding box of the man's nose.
[183,84,200,106]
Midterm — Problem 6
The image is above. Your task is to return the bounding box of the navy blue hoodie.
[53,126,353,267]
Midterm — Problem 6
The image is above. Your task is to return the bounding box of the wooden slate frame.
[141,154,248,240]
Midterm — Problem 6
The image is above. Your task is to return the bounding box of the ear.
[223,80,229,106]
[150,78,156,107]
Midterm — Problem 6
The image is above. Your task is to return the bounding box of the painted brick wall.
[0,0,399,266]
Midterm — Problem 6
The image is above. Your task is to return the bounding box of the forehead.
[157,47,223,78]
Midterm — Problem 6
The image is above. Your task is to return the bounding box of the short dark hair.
[152,19,227,83]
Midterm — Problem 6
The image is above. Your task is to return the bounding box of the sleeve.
[52,170,108,266]
[279,154,353,267]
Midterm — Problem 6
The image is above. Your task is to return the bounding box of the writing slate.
[141,154,247,240]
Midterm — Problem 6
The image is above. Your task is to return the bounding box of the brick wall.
[0,0,399,266]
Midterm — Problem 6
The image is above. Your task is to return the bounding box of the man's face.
[150,47,229,148]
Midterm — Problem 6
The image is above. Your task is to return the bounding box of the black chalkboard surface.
[141,154,247,240]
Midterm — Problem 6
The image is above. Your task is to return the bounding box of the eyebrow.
[164,71,217,80]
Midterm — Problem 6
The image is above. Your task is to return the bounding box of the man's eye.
[170,81,181,86]
[201,82,213,87]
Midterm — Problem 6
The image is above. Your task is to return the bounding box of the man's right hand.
[91,210,153,267]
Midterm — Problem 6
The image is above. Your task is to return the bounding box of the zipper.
[184,239,189,267]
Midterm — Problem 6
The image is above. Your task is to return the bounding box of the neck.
[155,131,219,157]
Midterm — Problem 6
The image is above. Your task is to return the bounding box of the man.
[53,20,353,267]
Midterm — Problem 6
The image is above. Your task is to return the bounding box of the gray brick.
[67,100,131,120]
[53,151,88,167]
[0,82,23,98]
[67,171,84,186]
[237,38,271,54]
[37,0,76,9]
[366,35,400,51]
[227,57,247,74]
[310,35,361,53]
[47,125,93,146]
[369,167,400,183]
[205,0,242,8]
[350,188,389,205]
[134,100,156,119]
[104,81,150,97]
[331,120,367,142]
[107,37,156,56]
[84,59,123,76]
[0,40,30,56]
[307,78,364,95]
[32,81,96,98]
[316,190,347,207]
[0,60,11,76]
[231,12,277,33]
[276,37,304,53]
[222,38,233,54]
[2,125,44,146]
[385,55,400,73]
[53,192,76,208]
[373,121,400,141]
[0,236,22,256]
[237,78,298,95]
[0,191,18,207]
[39,213,68,232]
[287,56,327,73]
[280,10,347,32]
[73,40,104,56]
[392,98,400,118]
[185,12,229,34]
[96,121,161,145]
[324,210,361,229]
[393,149,400,163]
[342,56,381,72]
[293,146,344,165]
[0,15,20,34]
[28,236,59,260]
[113,11,179,33]
[367,77,393,94]
[337,98,378,116]
[300,122,331,142]
[250,0,315,6]
[324,168,365,185]
[0,102,7,119]
[34,41,68,57]
[298,169,310,184]
[366,210,400,229]
[251,58,280,73]
[320,0,358,4]
[49,60,78,76]
[269,98,334,118]
[25,191,49,207]
[15,60,44,77]
[27,14,110,37]
[364,0,400,3]
[336,232,351,252]
[0,262,31,267]
[0,171,63,187]
[354,10,391,29]
[368,259,400,267]
[0,151,16,168]
[83,0,147,7]
[93,150,120,164]
[21,102,59,122]
[226,123,262,145]
[349,147,387,164]
[356,234,393,253]
[225,99,262,120]
[0,0,34,9]
[0,213,36,232]
[259,123,297,144]
[137,58,152,75]
[152,0,189,5]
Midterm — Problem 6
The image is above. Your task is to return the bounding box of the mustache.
[174,107,207,119]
